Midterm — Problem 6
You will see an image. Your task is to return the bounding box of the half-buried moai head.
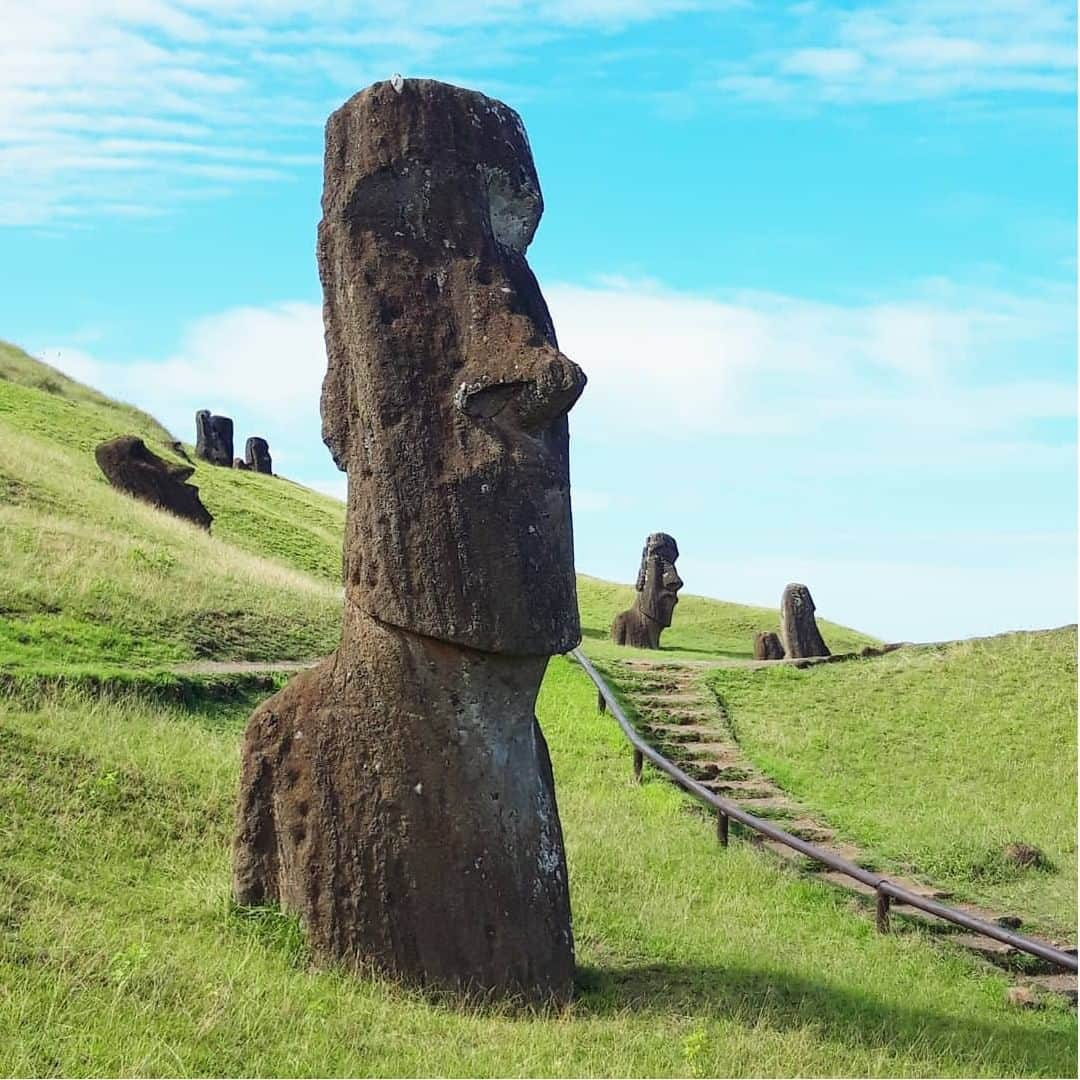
[195,410,234,466]
[611,532,683,649]
[244,437,272,475]
[95,436,212,530]
[779,582,831,659]
[318,78,586,656]
[754,630,785,660]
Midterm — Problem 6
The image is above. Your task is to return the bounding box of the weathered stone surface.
[234,78,585,1003]
[611,533,683,650]
[233,458,250,471]
[779,583,831,659]
[245,437,272,474]
[95,436,212,530]
[754,631,785,660]
[195,410,233,466]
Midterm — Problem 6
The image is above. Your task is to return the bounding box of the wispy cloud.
[40,271,1075,478]
[1,0,738,226]
[717,0,1076,105]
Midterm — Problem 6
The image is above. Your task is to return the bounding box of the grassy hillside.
[2,341,870,670]
[1,665,1074,1077]
[0,342,345,673]
[706,628,1078,934]
[0,340,1075,1074]
[578,574,878,662]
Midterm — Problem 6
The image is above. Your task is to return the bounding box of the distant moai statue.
[233,458,250,471]
[194,410,234,466]
[95,436,212,530]
[611,533,683,649]
[232,79,585,1004]
[244,437,272,474]
[779,583,831,659]
[753,631,784,660]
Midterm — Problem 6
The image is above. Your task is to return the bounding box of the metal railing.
[571,647,1077,974]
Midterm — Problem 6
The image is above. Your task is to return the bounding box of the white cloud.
[718,0,1076,105]
[547,277,1075,441]
[0,0,737,226]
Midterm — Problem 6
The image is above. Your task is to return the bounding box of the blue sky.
[2,0,1075,641]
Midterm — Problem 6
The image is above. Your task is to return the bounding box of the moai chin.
[779,583,831,659]
[611,533,683,650]
[244,437,272,474]
[233,79,586,1003]
[194,410,234,466]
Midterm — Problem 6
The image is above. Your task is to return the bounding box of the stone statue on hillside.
[232,79,586,1003]
[244,437,272,474]
[95,435,212,530]
[780,582,831,659]
[753,631,784,660]
[194,410,233,466]
[611,533,683,650]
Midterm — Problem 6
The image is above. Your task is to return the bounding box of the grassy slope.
[2,341,867,669]
[576,574,877,662]
[706,629,1078,934]
[0,342,344,672]
[0,665,1074,1078]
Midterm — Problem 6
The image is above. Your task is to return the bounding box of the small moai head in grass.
[95,435,212,530]
[318,78,587,655]
[244,437,272,475]
[194,410,234,466]
[779,582,831,659]
[754,631,784,660]
[636,532,683,630]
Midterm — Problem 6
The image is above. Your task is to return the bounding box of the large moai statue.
[194,410,234,466]
[244,437,272,474]
[95,436,212,530]
[753,631,785,660]
[232,79,586,1003]
[611,533,683,649]
[779,583,831,659]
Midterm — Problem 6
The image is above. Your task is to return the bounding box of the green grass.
[705,629,1078,935]
[0,343,345,672]
[577,574,878,662]
[0,660,1074,1077]
[1,340,869,670]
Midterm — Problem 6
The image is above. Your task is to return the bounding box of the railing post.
[632,748,643,783]
[875,887,891,933]
[597,689,606,714]
[717,810,729,847]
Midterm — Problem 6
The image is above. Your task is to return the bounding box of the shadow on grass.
[574,962,1074,1075]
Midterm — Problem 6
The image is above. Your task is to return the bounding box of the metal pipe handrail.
[571,647,1077,974]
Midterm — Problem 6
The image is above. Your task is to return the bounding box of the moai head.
[195,410,234,466]
[782,582,815,617]
[635,532,683,629]
[318,79,586,656]
[95,435,212,530]
[245,437,272,475]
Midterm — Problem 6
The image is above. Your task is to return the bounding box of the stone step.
[632,692,708,707]
[1028,973,1078,1005]
[723,795,799,817]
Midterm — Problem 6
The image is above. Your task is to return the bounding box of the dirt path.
[599,654,1077,1005]
[168,658,323,675]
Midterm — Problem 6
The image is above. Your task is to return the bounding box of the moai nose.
[456,345,585,433]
